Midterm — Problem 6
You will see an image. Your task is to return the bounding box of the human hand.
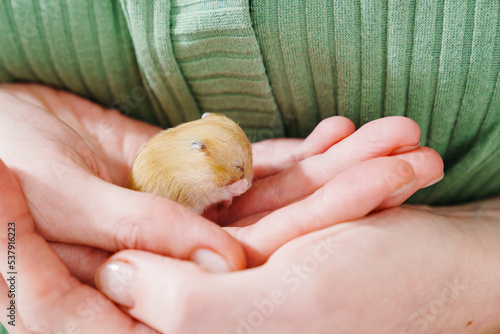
[0,158,161,334]
[96,196,500,334]
[0,84,246,275]
[207,116,444,266]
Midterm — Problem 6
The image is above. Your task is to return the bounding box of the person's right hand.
[0,84,246,275]
[0,157,159,334]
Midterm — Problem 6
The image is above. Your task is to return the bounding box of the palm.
[259,201,500,333]
[0,84,162,283]
[0,84,245,283]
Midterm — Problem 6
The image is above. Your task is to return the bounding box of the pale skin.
[1,84,498,333]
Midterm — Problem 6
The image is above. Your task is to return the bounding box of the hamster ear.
[191,140,207,150]
[201,112,212,119]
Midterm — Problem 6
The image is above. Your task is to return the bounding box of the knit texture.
[0,0,499,205]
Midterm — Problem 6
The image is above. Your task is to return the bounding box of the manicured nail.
[389,179,417,197]
[390,142,421,155]
[422,173,444,188]
[95,260,136,308]
[191,249,231,273]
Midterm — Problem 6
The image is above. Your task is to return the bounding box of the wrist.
[447,197,500,332]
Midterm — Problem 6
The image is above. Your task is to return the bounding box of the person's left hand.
[96,196,500,334]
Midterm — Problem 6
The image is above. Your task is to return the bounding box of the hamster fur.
[128,113,253,214]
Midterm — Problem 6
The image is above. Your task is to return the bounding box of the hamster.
[128,113,253,214]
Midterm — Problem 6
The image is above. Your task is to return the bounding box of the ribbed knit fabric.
[169,0,284,139]
[0,0,499,205]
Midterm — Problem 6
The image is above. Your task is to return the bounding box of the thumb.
[40,172,246,272]
[96,250,274,334]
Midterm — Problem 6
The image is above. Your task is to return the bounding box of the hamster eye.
[236,165,244,172]
[191,140,207,150]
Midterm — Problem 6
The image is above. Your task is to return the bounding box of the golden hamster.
[128,113,253,214]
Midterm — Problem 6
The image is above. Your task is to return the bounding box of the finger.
[226,147,444,229]
[227,156,418,266]
[49,242,111,287]
[216,116,421,225]
[252,116,355,179]
[0,83,161,186]
[37,170,246,271]
[95,250,273,334]
[376,147,444,210]
[0,159,155,334]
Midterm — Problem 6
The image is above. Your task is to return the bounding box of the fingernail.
[390,142,421,155]
[191,249,231,273]
[95,260,136,308]
[389,179,417,197]
[422,173,444,188]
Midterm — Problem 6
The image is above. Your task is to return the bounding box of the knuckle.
[393,158,415,180]
[290,148,303,164]
[269,179,284,209]
[319,153,331,177]
[306,194,328,230]
[113,217,146,250]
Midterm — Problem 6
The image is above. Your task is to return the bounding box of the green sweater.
[0,0,499,205]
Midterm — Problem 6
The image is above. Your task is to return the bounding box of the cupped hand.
[96,196,500,334]
[0,158,159,334]
[207,116,443,266]
[0,84,246,273]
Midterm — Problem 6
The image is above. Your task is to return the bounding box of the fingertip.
[317,116,356,133]
[294,116,356,160]
[376,148,444,210]
[190,248,232,272]
[96,249,211,333]
[422,172,444,188]
[392,146,444,183]
[162,201,248,271]
[310,116,356,142]
[369,116,420,134]
[361,116,421,152]
[195,228,247,271]
[422,146,445,174]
